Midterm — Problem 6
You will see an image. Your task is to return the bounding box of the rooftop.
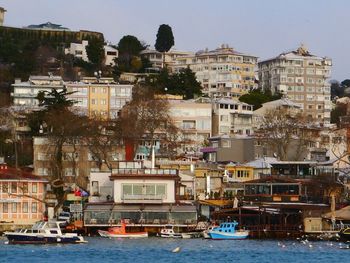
[25,22,70,31]
[0,165,47,182]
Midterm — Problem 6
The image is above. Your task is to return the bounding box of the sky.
[1,0,349,80]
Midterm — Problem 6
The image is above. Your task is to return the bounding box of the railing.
[123,194,164,200]
[112,168,177,176]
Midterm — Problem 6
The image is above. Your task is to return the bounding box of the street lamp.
[94,70,102,83]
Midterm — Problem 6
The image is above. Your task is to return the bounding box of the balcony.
[122,194,164,204]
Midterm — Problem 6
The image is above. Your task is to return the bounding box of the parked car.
[58,212,71,224]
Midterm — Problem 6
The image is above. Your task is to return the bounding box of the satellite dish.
[273,153,278,158]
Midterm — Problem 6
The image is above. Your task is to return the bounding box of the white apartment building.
[140,48,193,71]
[212,98,254,136]
[65,40,118,66]
[171,44,258,98]
[258,45,332,124]
[168,98,212,154]
[12,75,64,107]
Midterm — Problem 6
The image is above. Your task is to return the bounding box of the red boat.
[98,221,148,238]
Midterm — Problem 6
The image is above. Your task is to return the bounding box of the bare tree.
[256,107,315,161]
[119,85,175,159]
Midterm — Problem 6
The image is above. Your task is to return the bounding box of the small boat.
[98,221,148,238]
[4,221,86,244]
[159,225,182,238]
[339,227,350,241]
[208,221,249,240]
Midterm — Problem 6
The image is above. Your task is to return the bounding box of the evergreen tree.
[155,24,174,68]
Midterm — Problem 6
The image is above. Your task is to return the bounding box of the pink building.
[0,164,47,225]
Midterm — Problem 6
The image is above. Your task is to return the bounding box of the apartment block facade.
[258,45,332,124]
[168,98,212,154]
[66,78,133,119]
[212,98,254,136]
[12,76,133,119]
[171,44,257,98]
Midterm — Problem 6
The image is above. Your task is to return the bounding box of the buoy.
[172,247,181,253]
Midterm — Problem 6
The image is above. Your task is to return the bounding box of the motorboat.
[4,221,86,244]
[98,221,148,238]
[339,227,350,242]
[159,225,182,238]
[208,221,249,240]
[202,225,218,239]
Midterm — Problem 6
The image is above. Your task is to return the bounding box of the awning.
[200,147,217,153]
[171,205,197,212]
[323,205,350,220]
[84,204,113,211]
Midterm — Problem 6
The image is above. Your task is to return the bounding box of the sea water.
[0,237,349,263]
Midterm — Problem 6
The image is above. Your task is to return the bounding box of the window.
[92,181,99,196]
[100,99,107,105]
[91,99,97,105]
[32,202,37,213]
[3,203,8,213]
[23,183,28,193]
[64,168,73,176]
[92,88,96,93]
[32,183,37,193]
[23,202,28,213]
[2,183,8,193]
[11,182,17,193]
[12,203,17,213]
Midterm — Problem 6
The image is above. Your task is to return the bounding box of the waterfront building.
[0,163,47,225]
[83,161,197,229]
[212,98,254,136]
[171,44,258,98]
[258,45,332,124]
[65,40,118,66]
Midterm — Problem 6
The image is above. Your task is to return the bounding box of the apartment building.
[168,98,212,154]
[12,75,64,107]
[212,98,254,136]
[65,40,118,66]
[258,45,332,124]
[171,44,258,97]
[140,48,193,71]
[33,137,125,189]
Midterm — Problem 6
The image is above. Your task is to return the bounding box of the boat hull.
[4,233,83,244]
[160,233,182,238]
[98,230,148,238]
[208,231,249,240]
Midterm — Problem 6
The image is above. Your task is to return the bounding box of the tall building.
[171,44,258,98]
[258,45,332,124]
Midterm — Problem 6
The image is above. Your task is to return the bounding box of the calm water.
[0,237,349,263]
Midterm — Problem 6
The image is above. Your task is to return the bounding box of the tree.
[256,107,314,161]
[155,24,174,68]
[239,89,282,110]
[27,88,90,211]
[119,85,177,159]
[86,37,105,67]
[116,35,145,73]
[146,68,202,99]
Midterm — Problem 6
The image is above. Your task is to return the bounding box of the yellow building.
[224,164,254,182]
[66,77,133,119]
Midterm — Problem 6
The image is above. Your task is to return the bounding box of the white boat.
[4,221,86,244]
[203,225,218,239]
[159,225,182,238]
